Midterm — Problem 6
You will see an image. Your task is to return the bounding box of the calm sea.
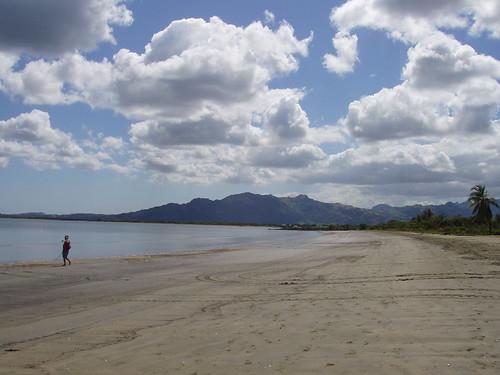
[0,218,317,263]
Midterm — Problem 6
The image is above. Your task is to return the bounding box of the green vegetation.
[468,184,499,234]
[280,223,356,231]
[372,185,500,235]
[370,212,500,235]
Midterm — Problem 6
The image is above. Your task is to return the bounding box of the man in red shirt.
[62,235,72,266]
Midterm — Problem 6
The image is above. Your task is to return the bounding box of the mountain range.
[2,192,495,225]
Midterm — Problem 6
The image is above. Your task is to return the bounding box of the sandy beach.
[1,231,500,374]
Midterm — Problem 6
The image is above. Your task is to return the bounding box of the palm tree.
[468,185,499,234]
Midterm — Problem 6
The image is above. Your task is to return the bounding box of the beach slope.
[1,232,500,374]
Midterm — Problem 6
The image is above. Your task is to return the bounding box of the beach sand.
[1,231,500,374]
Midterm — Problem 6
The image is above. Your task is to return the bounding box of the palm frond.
[472,205,479,215]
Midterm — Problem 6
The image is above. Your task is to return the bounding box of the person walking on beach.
[62,235,72,266]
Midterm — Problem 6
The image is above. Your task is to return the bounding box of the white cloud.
[309,124,348,145]
[1,6,497,208]
[0,16,319,181]
[340,84,454,140]
[299,141,456,185]
[374,0,500,39]
[112,17,312,122]
[330,0,500,45]
[468,0,500,38]
[130,116,261,147]
[0,0,133,56]
[0,110,126,171]
[262,95,310,142]
[264,10,275,25]
[323,0,500,207]
[339,32,500,141]
[0,54,113,105]
[249,144,326,169]
[324,0,500,78]
[330,0,434,44]
[0,17,313,127]
[130,145,247,184]
[403,33,500,90]
[0,109,66,144]
[301,124,500,207]
[299,124,500,204]
[323,32,359,75]
[101,136,124,152]
[310,181,473,208]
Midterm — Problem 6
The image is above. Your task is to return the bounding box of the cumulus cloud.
[299,141,456,185]
[0,17,312,128]
[262,95,310,142]
[0,110,125,171]
[249,144,326,169]
[109,16,312,122]
[403,33,500,90]
[298,122,500,205]
[339,33,500,141]
[101,136,124,152]
[468,0,500,38]
[0,16,319,181]
[324,0,500,201]
[129,144,249,184]
[0,109,67,144]
[0,54,113,105]
[323,32,358,75]
[340,84,454,140]
[308,124,348,145]
[0,0,133,56]
[330,0,500,44]
[130,116,261,147]
[375,0,500,39]
[330,0,434,44]
[322,0,500,148]
[2,5,497,208]
[128,137,325,185]
[323,0,500,80]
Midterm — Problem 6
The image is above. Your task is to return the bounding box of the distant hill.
[109,193,387,225]
[2,192,495,225]
[371,201,472,221]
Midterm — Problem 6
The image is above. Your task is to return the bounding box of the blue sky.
[0,0,499,213]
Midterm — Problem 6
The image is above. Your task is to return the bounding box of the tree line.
[373,185,499,235]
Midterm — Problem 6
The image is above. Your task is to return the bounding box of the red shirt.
[63,240,71,251]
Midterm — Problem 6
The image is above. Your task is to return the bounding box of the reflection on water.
[0,218,318,263]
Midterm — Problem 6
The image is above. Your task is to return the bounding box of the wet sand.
[1,231,500,374]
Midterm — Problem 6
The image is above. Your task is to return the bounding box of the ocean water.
[0,218,318,263]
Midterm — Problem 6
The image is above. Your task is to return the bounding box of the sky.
[0,0,499,214]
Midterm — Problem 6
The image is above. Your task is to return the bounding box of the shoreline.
[0,247,243,269]
[0,218,320,265]
[1,231,500,374]
[0,215,282,228]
